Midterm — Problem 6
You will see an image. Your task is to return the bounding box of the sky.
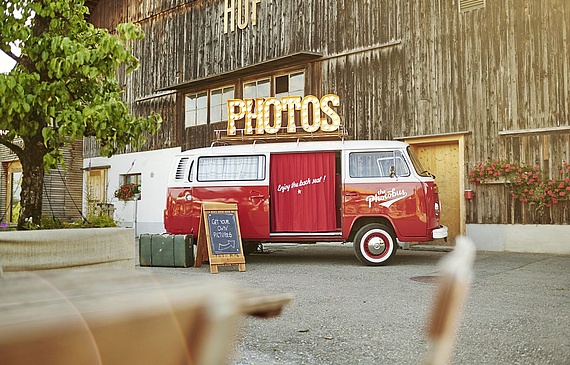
[1,6,24,74]
[0,50,17,73]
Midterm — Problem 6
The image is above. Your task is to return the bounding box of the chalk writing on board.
[207,212,241,255]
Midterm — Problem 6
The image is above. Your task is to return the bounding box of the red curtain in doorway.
[270,152,336,232]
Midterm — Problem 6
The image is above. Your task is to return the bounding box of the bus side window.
[349,151,411,179]
[393,150,410,177]
[197,155,266,182]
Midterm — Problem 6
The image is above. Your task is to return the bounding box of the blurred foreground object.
[423,236,476,365]
[0,269,292,365]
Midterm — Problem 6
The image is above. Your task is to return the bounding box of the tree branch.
[0,138,24,157]
[4,48,21,64]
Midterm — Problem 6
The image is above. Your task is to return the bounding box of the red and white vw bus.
[164,140,447,265]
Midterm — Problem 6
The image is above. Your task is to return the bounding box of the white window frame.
[210,85,235,124]
[185,91,208,128]
[243,78,271,99]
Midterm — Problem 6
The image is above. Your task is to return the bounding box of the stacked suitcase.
[139,234,194,267]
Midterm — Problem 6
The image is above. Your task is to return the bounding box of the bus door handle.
[249,191,266,203]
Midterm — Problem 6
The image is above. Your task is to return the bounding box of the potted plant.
[114,183,141,201]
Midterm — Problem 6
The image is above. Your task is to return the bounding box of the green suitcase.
[139,234,193,267]
[139,234,153,266]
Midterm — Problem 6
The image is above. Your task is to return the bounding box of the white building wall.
[83,147,181,235]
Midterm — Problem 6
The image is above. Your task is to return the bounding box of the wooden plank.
[0,269,292,365]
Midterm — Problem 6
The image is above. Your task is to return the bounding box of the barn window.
[275,71,305,99]
[185,91,208,127]
[210,86,235,124]
[459,0,486,13]
[243,78,271,99]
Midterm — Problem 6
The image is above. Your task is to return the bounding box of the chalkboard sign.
[207,213,241,255]
[194,202,246,274]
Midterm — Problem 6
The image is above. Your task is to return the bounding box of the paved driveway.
[137,243,570,365]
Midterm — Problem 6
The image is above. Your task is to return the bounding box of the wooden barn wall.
[0,140,83,226]
[454,0,569,225]
[42,139,85,222]
[89,0,570,225]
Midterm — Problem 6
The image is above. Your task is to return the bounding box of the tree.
[0,0,161,229]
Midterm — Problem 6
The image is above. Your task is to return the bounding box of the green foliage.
[31,214,117,230]
[0,0,161,228]
[0,0,161,166]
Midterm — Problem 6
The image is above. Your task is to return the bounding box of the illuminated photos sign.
[226,94,341,136]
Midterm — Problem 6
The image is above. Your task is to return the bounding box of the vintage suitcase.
[139,234,193,267]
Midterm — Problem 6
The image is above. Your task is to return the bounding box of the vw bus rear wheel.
[353,223,397,265]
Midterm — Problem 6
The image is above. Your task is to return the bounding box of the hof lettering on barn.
[224,0,262,33]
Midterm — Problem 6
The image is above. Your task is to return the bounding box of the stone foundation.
[466,224,570,254]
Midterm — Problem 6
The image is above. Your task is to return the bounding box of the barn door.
[270,152,336,232]
[410,142,462,245]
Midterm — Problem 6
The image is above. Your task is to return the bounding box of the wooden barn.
[13,0,570,249]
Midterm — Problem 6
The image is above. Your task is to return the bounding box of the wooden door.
[86,168,108,203]
[7,161,22,224]
[412,143,461,245]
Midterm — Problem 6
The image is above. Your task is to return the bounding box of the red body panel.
[165,181,440,243]
[164,186,270,239]
[342,181,428,240]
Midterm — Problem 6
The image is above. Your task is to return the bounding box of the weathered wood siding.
[0,140,83,226]
[88,0,569,225]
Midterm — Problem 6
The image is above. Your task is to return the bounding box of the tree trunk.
[17,143,46,230]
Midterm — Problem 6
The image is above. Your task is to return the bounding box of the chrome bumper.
[432,225,448,239]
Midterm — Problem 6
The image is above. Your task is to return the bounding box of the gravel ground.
[136,242,570,365]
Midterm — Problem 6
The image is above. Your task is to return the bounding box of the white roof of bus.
[176,140,409,157]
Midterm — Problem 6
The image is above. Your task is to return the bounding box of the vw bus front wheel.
[353,223,397,266]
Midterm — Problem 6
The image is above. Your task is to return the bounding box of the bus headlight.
[435,201,440,216]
